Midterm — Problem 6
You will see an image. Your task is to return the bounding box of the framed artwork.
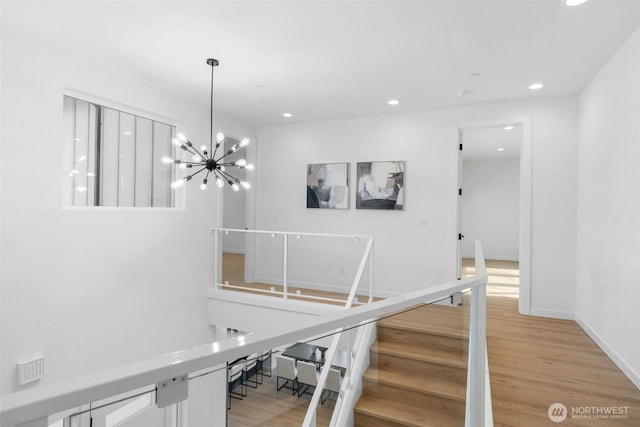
[306,162,350,209]
[356,161,405,210]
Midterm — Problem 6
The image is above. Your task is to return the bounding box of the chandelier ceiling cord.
[163,58,253,192]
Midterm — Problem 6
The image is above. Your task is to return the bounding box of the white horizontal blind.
[62,96,175,207]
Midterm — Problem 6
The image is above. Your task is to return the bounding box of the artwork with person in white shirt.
[356,161,405,210]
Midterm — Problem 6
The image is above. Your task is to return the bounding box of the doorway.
[222,136,247,253]
[218,131,257,286]
[453,117,532,315]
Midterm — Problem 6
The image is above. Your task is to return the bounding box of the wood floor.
[224,256,640,426]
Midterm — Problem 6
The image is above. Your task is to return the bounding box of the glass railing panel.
[66,387,162,427]
[218,229,373,306]
[28,288,477,427]
[187,366,227,426]
[225,345,311,426]
[220,296,472,426]
[221,231,285,298]
[351,297,469,427]
[285,233,370,305]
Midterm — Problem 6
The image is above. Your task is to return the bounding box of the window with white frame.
[62,95,176,207]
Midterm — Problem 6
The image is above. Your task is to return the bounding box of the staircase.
[354,301,469,426]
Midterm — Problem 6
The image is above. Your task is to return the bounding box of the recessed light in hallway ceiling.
[528,82,544,90]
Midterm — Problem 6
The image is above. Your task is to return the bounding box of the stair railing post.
[368,241,374,303]
[467,240,487,427]
[282,233,288,301]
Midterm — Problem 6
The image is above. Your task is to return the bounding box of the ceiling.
[462,125,522,160]
[3,1,640,129]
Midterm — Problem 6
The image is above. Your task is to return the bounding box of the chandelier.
[163,58,253,191]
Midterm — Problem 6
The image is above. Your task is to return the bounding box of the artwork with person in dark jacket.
[306,163,350,209]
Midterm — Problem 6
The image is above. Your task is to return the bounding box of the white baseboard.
[528,307,575,320]
[575,313,640,391]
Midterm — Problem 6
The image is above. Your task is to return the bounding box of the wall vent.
[17,355,44,385]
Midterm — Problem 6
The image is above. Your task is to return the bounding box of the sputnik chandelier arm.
[162,58,254,192]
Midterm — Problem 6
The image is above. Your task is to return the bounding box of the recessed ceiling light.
[504,126,515,131]
[388,99,399,106]
[566,0,588,6]
[497,148,505,152]
[123,131,133,136]
[456,89,474,97]
[282,112,293,118]
[529,82,544,90]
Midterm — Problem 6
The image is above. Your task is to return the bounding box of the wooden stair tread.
[372,341,467,368]
[378,319,469,340]
[363,368,466,401]
[354,394,463,427]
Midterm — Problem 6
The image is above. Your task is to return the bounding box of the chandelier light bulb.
[245,164,255,171]
[171,179,185,189]
[239,138,250,147]
[177,132,187,142]
[171,137,182,147]
[200,145,208,152]
[200,179,208,191]
[566,0,588,5]
[236,159,247,167]
[232,183,240,192]
[192,155,202,162]
[161,156,174,164]
[216,177,225,188]
[241,181,251,190]
[216,132,225,143]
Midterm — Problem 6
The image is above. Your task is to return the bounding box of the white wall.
[461,158,520,261]
[576,27,640,388]
[256,97,578,316]
[0,26,252,394]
